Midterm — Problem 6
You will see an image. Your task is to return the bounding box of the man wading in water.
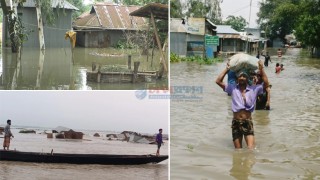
[216,60,269,149]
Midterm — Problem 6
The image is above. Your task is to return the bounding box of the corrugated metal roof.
[2,0,78,10]
[74,3,146,30]
[130,3,168,20]
[217,34,240,39]
[216,25,239,34]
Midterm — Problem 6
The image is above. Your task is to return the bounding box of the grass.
[170,53,222,65]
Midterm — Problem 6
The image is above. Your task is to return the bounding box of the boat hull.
[0,150,168,165]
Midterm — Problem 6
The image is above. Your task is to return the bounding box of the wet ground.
[170,48,320,179]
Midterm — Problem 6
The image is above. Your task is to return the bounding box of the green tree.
[294,0,320,49]
[184,0,221,24]
[68,0,91,20]
[0,0,27,52]
[170,0,182,18]
[257,0,320,56]
[223,15,247,31]
[186,1,209,18]
[257,0,299,42]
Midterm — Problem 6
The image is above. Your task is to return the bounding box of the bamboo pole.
[150,12,167,73]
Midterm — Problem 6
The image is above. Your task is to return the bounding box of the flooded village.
[170,0,320,179]
[0,0,168,90]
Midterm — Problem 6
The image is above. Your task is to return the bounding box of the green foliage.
[170,52,180,63]
[114,39,139,49]
[270,3,299,41]
[170,53,222,65]
[258,0,320,49]
[100,65,132,73]
[223,15,247,31]
[0,11,2,23]
[170,0,182,18]
[33,0,64,25]
[68,0,91,20]
[184,0,222,24]
[186,1,209,18]
[294,0,320,48]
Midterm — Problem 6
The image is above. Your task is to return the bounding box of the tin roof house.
[240,28,266,54]
[1,0,78,48]
[170,18,217,57]
[216,25,243,54]
[73,3,147,48]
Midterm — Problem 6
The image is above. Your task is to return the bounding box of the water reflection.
[230,150,256,180]
[170,48,320,179]
[0,47,168,90]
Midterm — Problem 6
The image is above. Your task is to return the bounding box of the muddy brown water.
[170,48,320,179]
[0,128,168,180]
[0,47,167,90]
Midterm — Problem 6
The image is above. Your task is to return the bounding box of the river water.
[0,47,167,90]
[0,128,168,180]
[170,48,320,179]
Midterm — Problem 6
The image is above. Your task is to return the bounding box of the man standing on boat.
[216,61,269,149]
[156,128,163,156]
[3,119,14,150]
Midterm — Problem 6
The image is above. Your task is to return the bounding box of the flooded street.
[0,47,167,90]
[0,128,168,180]
[170,48,320,179]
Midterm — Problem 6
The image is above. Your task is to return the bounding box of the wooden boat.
[0,150,168,165]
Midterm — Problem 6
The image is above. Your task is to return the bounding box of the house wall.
[272,38,283,47]
[220,39,244,52]
[13,8,73,48]
[76,30,125,48]
[245,28,261,38]
[187,34,204,57]
[170,32,187,57]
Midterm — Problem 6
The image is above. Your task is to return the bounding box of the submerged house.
[216,25,242,53]
[170,18,217,58]
[1,0,78,48]
[73,3,146,48]
[240,28,266,54]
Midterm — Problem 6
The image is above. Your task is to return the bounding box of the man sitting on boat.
[3,119,14,150]
[216,59,269,149]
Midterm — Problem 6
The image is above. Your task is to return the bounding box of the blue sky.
[0,91,169,134]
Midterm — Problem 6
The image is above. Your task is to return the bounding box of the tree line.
[258,0,320,50]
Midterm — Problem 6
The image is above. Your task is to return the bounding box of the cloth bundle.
[229,53,259,72]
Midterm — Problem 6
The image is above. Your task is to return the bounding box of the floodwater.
[170,48,320,179]
[0,128,168,180]
[0,47,168,90]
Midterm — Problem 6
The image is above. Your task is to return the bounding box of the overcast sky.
[0,91,168,134]
[220,0,261,28]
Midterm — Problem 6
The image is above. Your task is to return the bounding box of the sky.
[0,91,169,134]
[84,0,262,28]
[220,0,262,28]
[84,0,93,5]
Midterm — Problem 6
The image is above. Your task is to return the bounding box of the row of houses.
[170,18,267,58]
[1,0,157,48]
[1,0,282,57]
